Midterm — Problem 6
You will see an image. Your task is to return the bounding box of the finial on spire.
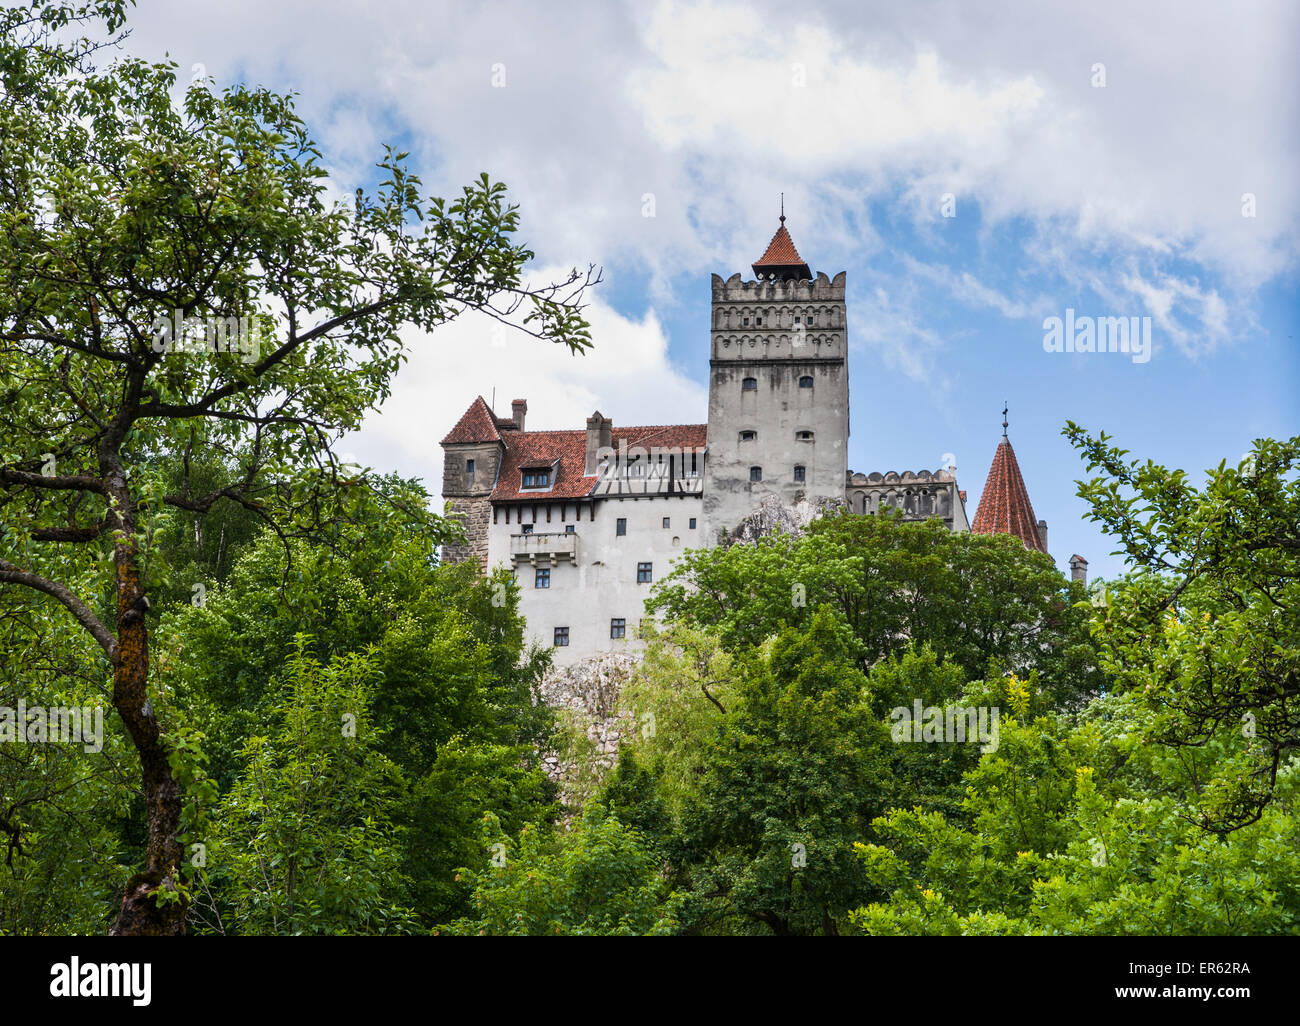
[779,192,785,225]
[1002,402,1009,436]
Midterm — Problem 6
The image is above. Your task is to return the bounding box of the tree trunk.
[104,464,187,936]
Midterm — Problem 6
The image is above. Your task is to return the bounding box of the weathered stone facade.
[845,469,970,532]
[703,269,850,540]
[441,495,493,565]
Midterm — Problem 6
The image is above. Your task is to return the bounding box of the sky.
[122,0,1299,582]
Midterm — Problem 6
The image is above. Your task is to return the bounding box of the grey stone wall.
[845,470,970,532]
[441,440,501,565]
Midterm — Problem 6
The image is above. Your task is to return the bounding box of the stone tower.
[702,214,849,539]
[440,396,514,565]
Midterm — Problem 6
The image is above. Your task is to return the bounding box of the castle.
[441,215,1079,663]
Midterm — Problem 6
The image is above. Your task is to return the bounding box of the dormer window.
[521,468,551,488]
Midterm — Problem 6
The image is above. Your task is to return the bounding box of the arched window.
[793,465,806,483]
[739,430,757,441]
[795,430,814,441]
[798,375,814,388]
[749,466,762,482]
[742,377,758,391]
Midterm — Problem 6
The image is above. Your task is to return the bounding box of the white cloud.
[120,0,1297,368]
[344,268,708,490]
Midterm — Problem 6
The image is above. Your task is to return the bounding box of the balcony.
[509,531,578,565]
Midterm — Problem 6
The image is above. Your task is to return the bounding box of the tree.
[0,0,596,933]
[157,497,559,929]
[1066,426,1300,832]
[442,807,681,936]
[198,637,416,935]
[649,510,1101,707]
[675,610,888,935]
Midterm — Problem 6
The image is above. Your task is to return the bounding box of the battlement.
[711,270,846,303]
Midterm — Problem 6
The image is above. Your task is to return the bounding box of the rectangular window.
[610,618,626,639]
[616,518,627,536]
[521,523,534,535]
[553,627,569,647]
[565,524,576,534]
[522,469,551,488]
[535,567,550,588]
[466,458,475,476]
[637,562,653,583]
[750,466,762,482]
[794,465,806,483]
[689,517,697,529]
[662,517,670,529]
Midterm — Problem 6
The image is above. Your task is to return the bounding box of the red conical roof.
[972,435,1047,553]
[441,396,503,445]
[753,216,811,280]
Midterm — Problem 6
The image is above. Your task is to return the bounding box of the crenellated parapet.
[710,271,847,363]
[845,468,970,532]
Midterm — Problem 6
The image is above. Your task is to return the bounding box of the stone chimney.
[1069,554,1088,586]
[511,399,527,431]
[585,411,612,475]
[1037,519,1048,552]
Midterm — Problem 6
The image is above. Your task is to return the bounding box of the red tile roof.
[971,436,1047,553]
[490,423,706,502]
[442,396,504,445]
[753,217,811,278]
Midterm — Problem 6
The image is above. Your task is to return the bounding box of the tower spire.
[971,411,1047,554]
[752,205,810,280]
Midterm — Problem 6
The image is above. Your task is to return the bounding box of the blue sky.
[125,0,1300,583]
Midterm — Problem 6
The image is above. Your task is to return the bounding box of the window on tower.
[798,375,814,388]
[750,466,762,482]
[794,465,806,483]
[796,430,815,441]
[742,377,757,391]
[739,430,756,441]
